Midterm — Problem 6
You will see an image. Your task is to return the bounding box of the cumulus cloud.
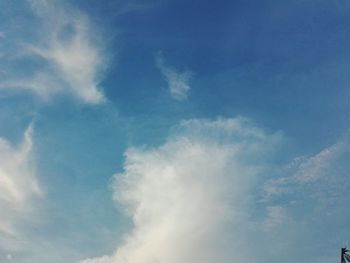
[79,117,284,263]
[156,53,192,101]
[0,0,108,104]
[79,118,350,263]
[0,124,42,252]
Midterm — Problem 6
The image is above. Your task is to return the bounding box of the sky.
[1,0,350,262]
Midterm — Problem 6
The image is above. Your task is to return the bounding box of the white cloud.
[156,53,192,101]
[0,124,42,252]
[0,0,108,104]
[79,117,283,263]
[78,119,350,263]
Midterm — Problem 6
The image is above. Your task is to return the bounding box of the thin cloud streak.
[263,137,350,204]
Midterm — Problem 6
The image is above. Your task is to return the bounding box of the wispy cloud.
[263,137,350,206]
[293,142,347,183]
[0,124,42,252]
[0,0,108,104]
[156,52,192,101]
[263,205,287,229]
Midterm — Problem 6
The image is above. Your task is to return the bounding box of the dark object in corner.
[341,248,350,263]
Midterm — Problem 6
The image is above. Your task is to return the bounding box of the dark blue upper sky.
[79,0,350,151]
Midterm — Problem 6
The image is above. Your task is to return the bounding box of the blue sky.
[1,0,350,262]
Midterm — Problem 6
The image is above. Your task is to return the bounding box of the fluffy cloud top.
[0,124,42,252]
[156,53,192,101]
[80,118,350,263]
[79,117,283,263]
[0,0,108,104]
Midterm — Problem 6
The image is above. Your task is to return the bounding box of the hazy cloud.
[156,53,192,101]
[263,205,287,229]
[0,124,42,252]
